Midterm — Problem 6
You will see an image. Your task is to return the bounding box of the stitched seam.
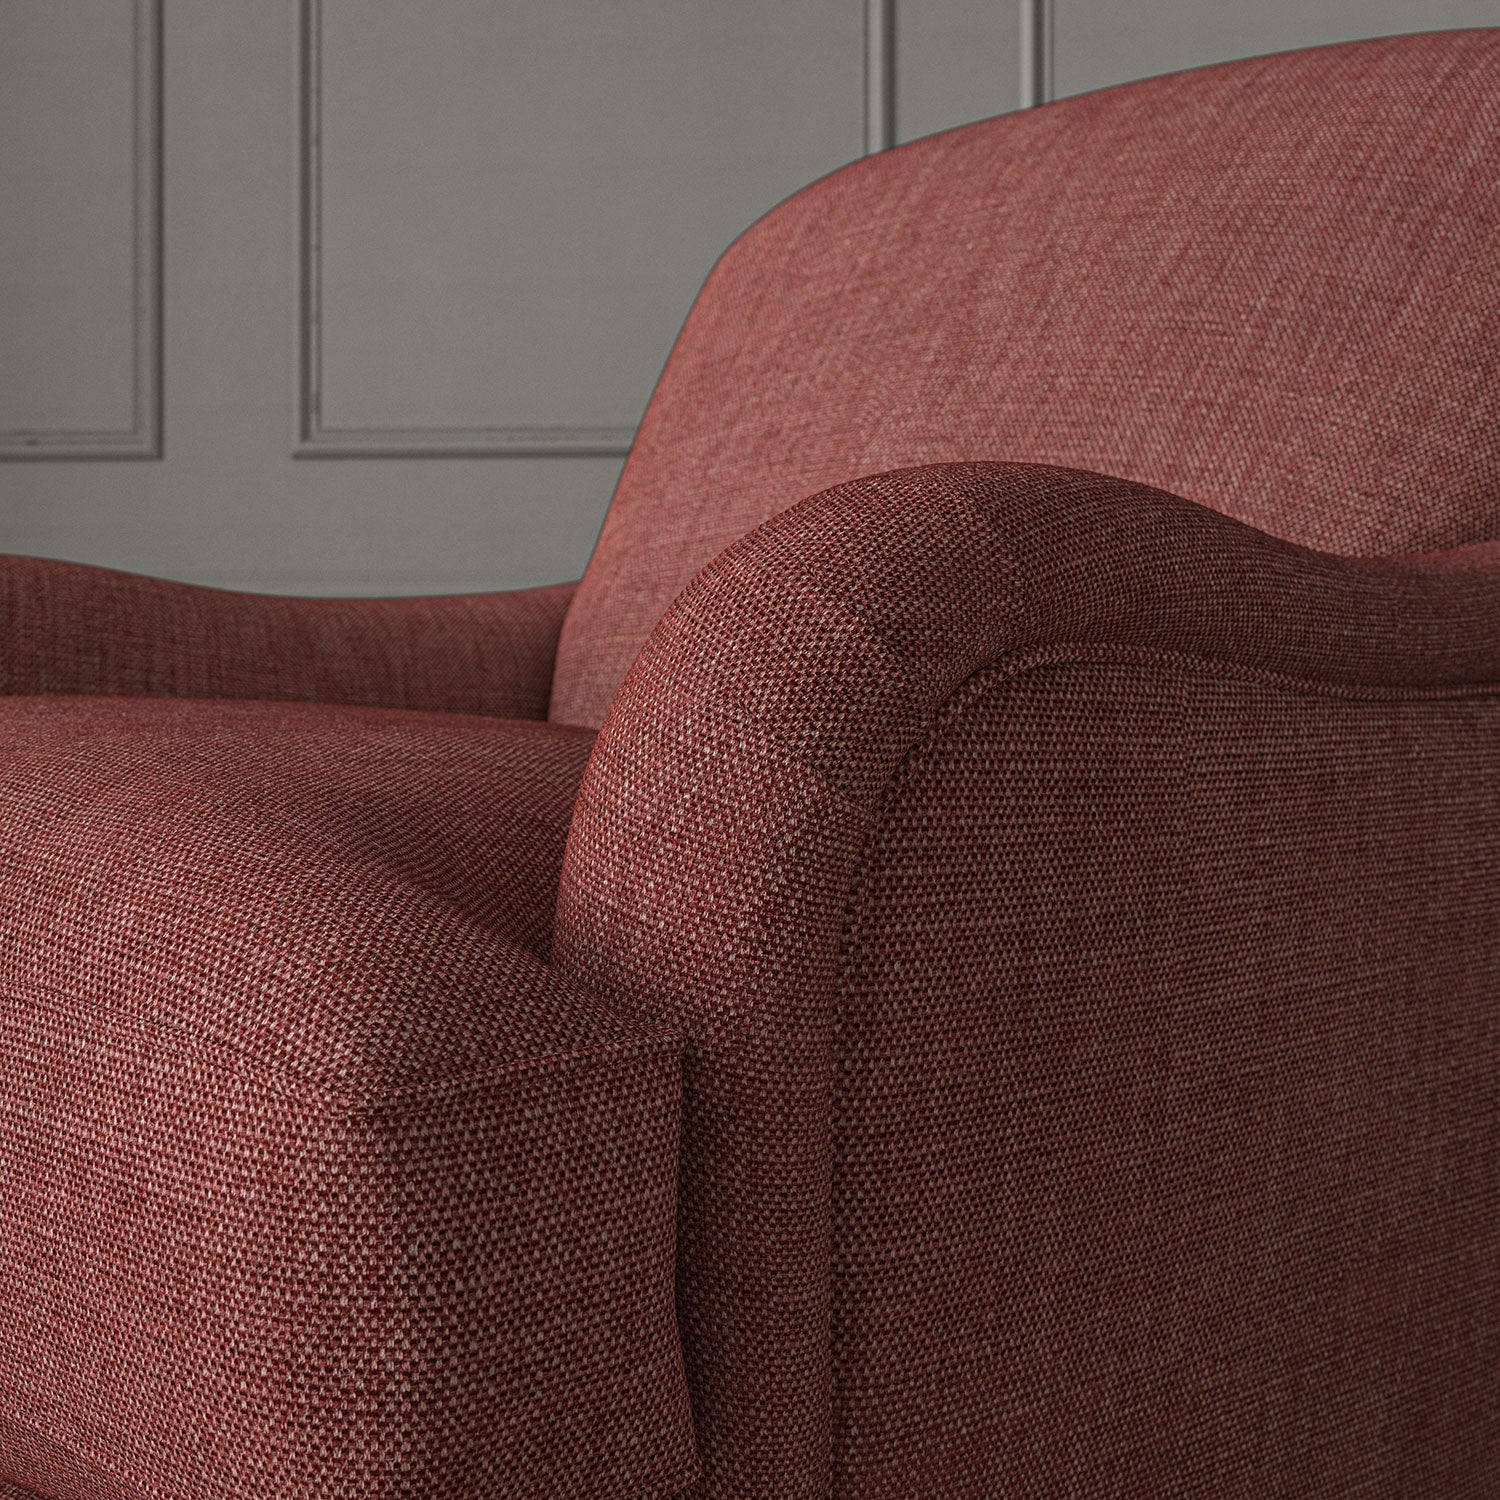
[4,973,333,1101]
[836,631,1500,1022]
[5,971,678,1111]
[825,637,1500,1460]
[867,640,1500,864]
[0,1404,147,1500]
[969,642,1500,711]
[361,1029,682,1112]
[833,635,1500,1028]
[707,638,1500,1057]
[646,498,1019,1053]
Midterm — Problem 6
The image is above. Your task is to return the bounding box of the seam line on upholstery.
[360,1028,683,1111]
[683,483,1019,814]
[2,973,332,1101]
[830,636,1500,1009]
[824,634,1500,1465]
[0,1404,146,1500]
[721,636,1498,1058]
[4,971,681,1108]
[881,641,1500,826]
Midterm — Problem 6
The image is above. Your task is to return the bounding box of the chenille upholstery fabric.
[553,462,1500,1496]
[0,697,699,1500]
[551,29,1500,729]
[0,554,574,721]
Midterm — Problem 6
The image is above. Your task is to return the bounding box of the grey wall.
[1,1,1495,596]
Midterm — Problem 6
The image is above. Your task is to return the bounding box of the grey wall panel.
[300,0,865,455]
[0,0,159,457]
[1056,0,1500,99]
[0,3,625,593]
[895,0,1021,142]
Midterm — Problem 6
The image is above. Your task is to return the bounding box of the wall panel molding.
[864,0,897,152]
[0,0,162,460]
[296,0,888,459]
[294,0,634,456]
[1020,0,1055,107]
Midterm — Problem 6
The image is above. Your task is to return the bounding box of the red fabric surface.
[0,699,697,1500]
[0,554,574,722]
[833,653,1499,1494]
[552,461,1500,1496]
[6,30,1500,1499]
[552,29,1500,729]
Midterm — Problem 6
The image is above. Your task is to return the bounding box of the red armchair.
[3,30,1498,1500]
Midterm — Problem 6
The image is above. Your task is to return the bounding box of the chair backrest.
[550,30,1500,729]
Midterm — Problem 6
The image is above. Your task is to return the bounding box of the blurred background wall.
[2,1,1496,595]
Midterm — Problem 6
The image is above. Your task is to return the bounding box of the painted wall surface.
[0,2,1495,595]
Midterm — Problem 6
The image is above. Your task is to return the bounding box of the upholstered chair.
[2,28,1497,1500]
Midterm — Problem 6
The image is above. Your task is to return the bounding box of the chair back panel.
[552,31,1500,727]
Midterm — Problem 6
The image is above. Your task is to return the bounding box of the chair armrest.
[552,460,1500,1494]
[0,696,697,1499]
[0,554,576,719]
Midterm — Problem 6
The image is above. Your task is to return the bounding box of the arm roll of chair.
[0,556,575,720]
[0,694,698,1500]
[554,461,1500,1495]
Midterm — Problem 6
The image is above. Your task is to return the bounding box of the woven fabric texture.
[0,698,698,1500]
[552,461,1500,1497]
[833,653,1499,1495]
[0,1477,56,1500]
[0,554,574,721]
[552,29,1500,729]
[7,30,1500,1500]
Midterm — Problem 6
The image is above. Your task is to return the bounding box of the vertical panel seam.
[864,0,897,152]
[0,0,163,459]
[1020,0,1055,107]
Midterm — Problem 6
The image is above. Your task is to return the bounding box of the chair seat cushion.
[0,696,697,1500]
